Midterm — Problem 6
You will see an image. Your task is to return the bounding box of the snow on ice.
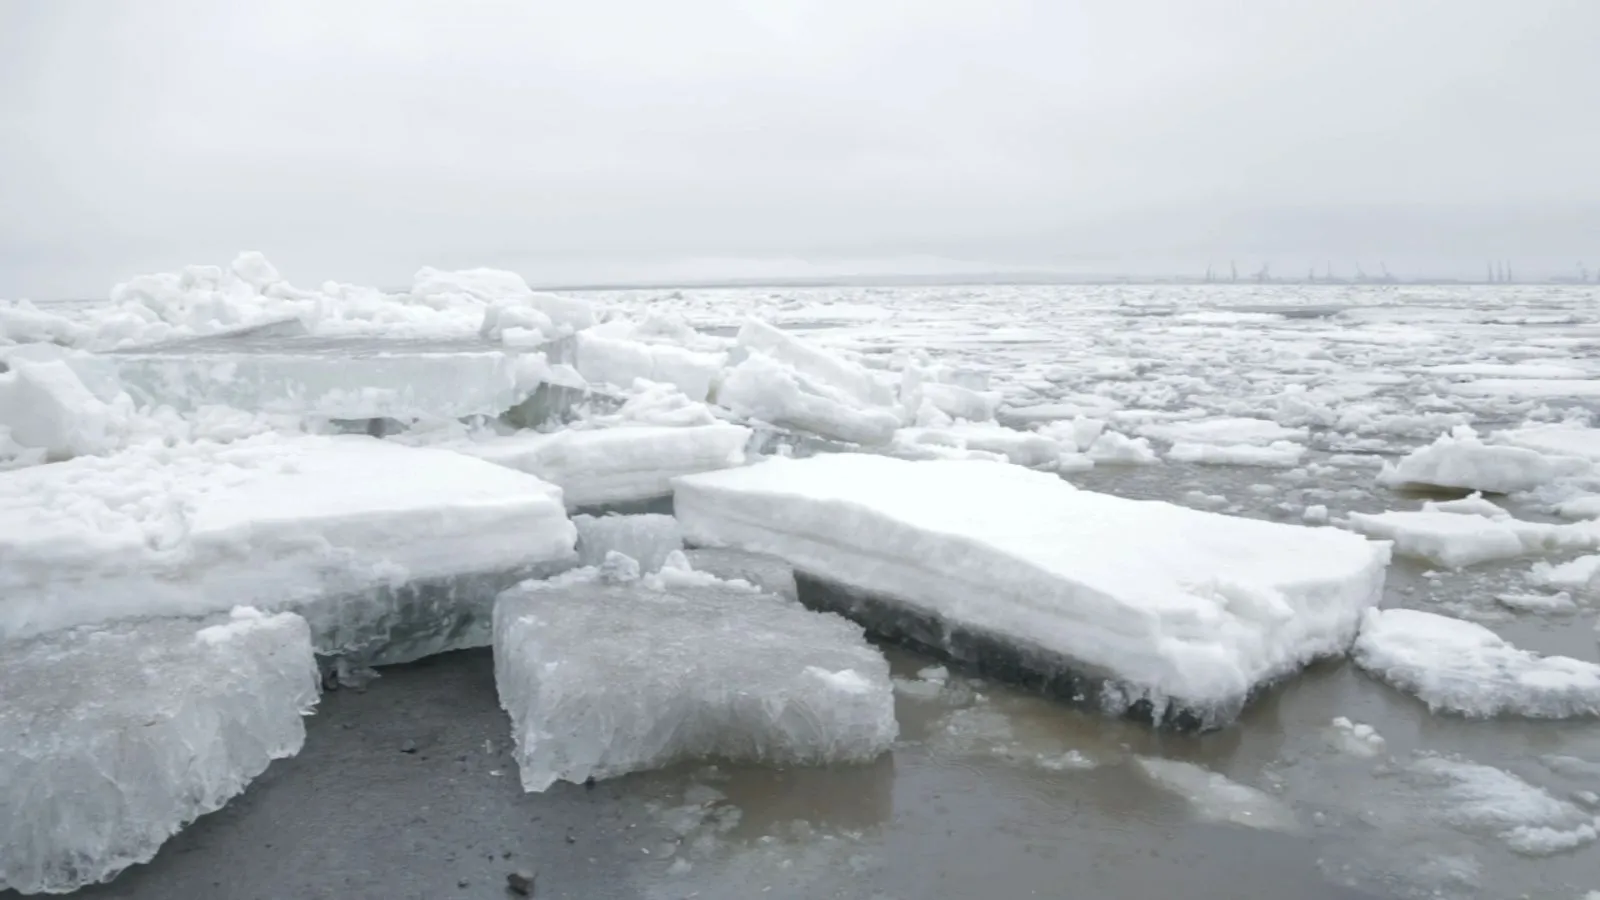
[493,565,896,791]
[0,608,319,894]
[1378,426,1592,494]
[673,453,1391,728]
[1345,509,1600,568]
[0,434,577,662]
[1352,608,1600,719]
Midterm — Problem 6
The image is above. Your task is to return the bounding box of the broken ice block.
[1352,608,1600,718]
[573,513,685,572]
[1345,509,1600,568]
[683,547,799,602]
[673,454,1392,729]
[0,608,319,894]
[736,319,894,407]
[0,434,576,664]
[573,331,726,402]
[91,331,572,421]
[1377,427,1592,494]
[456,423,750,509]
[493,573,897,791]
[717,352,900,446]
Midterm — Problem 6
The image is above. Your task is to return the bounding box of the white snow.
[1344,509,1600,568]
[1378,427,1592,494]
[0,434,576,661]
[455,423,750,509]
[0,358,119,459]
[493,569,896,791]
[0,608,319,894]
[1352,608,1600,718]
[1528,555,1600,592]
[573,513,685,573]
[673,454,1390,726]
[1138,417,1307,447]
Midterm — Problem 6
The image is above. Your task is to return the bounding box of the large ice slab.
[0,608,319,894]
[1378,426,1592,494]
[0,434,577,663]
[1352,608,1600,719]
[673,454,1391,728]
[493,569,897,791]
[1345,509,1600,568]
[455,423,750,509]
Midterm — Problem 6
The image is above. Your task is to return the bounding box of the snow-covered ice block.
[0,358,119,459]
[97,331,566,421]
[1345,510,1600,568]
[1528,555,1600,592]
[1493,424,1600,462]
[1352,608,1600,719]
[493,573,897,791]
[736,319,894,407]
[0,608,319,894]
[717,352,900,446]
[0,434,577,663]
[1085,430,1160,465]
[682,547,799,603]
[457,423,750,509]
[573,513,684,573]
[573,331,725,402]
[1378,427,1592,494]
[1167,440,1305,468]
[1138,417,1307,447]
[894,423,1064,468]
[673,454,1391,729]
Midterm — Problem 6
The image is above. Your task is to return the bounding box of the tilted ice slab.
[673,454,1391,728]
[1378,426,1592,494]
[0,608,319,894]
[736,319,895,408]
[0,434,576,663]
[1352,608,1600,719]
[1345,509,1600,568]
[573,513,685,573]
[493,568,896,791]
[717,351,901,447]
[456,423,750,509]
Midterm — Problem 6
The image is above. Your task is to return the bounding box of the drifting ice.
[1345,509,1599,568]
[0,434,576,663]
[1352,608,1600,719]
[493,569,897,791]
[673,454,1391,728]
[0,608,319,895]
[1377,427,1591,494]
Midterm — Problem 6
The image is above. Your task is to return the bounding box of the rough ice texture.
[1138,417,1307,447]
[493,572,897,791]
[673,454,1391,729]
[1378,427,1592,494]
[1167,440,1305,468]
[573,331,725,402]
[0,358,119,459]
[681,547,799,603]
[1086,431,1160,465]
[455,423,750,509]
[0,608,319,894]
[573,513,685,573]
[717,351,901,447]
[1352,608,1600,719]
[894,423,1063,469]
[1493,424,1600,462]
[1345,510,1600,568]
[736,319,894,407]
[0,434,576,663]
[1528,555,1600,592]
[1402,755,1600,856]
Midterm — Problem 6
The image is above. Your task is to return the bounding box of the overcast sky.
[4,0,1599,297]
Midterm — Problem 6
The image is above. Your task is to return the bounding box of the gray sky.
[4,0,1600,297]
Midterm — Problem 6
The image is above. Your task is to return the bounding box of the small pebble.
[506,870,536,896]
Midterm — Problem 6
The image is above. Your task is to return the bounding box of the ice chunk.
[1138,417,1307,446]
[900,378,1000,423]
[573,513,684,573]
[0,608,319,894]
[493,574,897,791]
[457,423,750,509]
[717,351,900,446]
[1378,427,1591,494]
[1423,492,1508,518]
[0,358,119,459]
[1493,424,1600,463]
[893,423,1064,468]
[1085,430,1160,465]
[1529,555,1600,592]
[1345,510,1600,568]
[736,319,893,407]
[1404,755,1599,856]
[1328,716,1387,757]
[574,331,726,402]
[0,434,576,664]
[673,454,1390,729]
[682,547,799,602]
[409,267,595,333]
[0,299,85,346]
[1167,440,1305,468]
[1352,608,1600,718]
[1133,757,1300,832]
[1495,591,1577,613]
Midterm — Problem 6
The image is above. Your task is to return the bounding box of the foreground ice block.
[455,423,750,509]
[1352,608,1600,719]
[494,571,897,791]
[673,454,1392,729]
[0,608,319,895]
[0,434,577,663]
[573,513,685,572]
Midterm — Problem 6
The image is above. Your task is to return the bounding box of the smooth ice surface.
[0,608,319,894]
[1378,427,1592,494]
[681,547,799,602]
[455,423,750,509]
[573,513,685,573]
[1352,608,1600,719]
[0,434,576,658]
[1345,509,1600,568]
[673,453,1391,726]
[493,570,897,791]
[1133,757,1300,832]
